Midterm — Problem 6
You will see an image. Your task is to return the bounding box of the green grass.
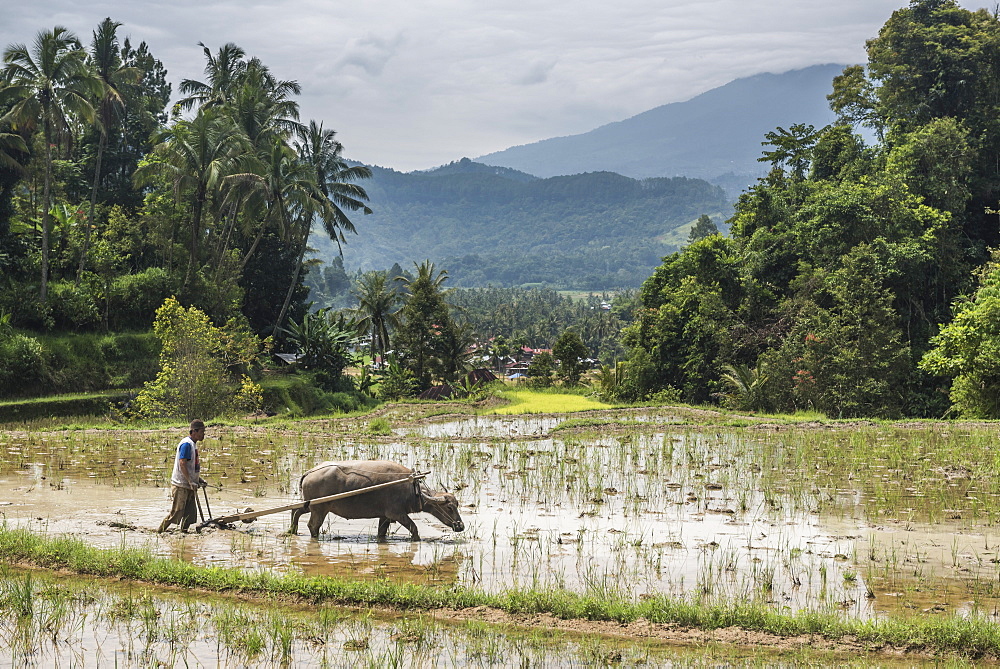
[3,525,1000,659]
[0,390,129,406]
[487,389,610,415]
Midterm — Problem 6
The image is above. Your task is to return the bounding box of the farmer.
[157,419,207,533]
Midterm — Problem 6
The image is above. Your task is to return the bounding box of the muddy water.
[0,415,997,621]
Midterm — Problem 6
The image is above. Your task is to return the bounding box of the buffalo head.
[421,491,465,532]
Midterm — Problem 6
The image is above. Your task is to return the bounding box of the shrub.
[132,297,266,420]
[99,333,160,388]
[367,417,392,434]
[260,375,375,417]
[108,268,173,331]
[0,283,49,330]
[47,281,100,331]
[526,352,556,388]
[376,355,418,400]
[0,333,46,398]
[0,329,159,400]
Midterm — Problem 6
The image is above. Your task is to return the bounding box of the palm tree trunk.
[239,218,267,272]
[77,131,106,285]
[40,119,53,303]
[272,222,309,337]
[186,187,205,285]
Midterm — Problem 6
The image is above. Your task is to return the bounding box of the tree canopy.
[618,0,1000,418]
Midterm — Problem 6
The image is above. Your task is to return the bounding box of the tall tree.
[350,270,401,363]
[687,214,718,244]
[177,42,248,112]
[0,26,102,301]
[134,108,244,281]
[271,121,371,335]
[921,254,1000,418]
[758,123,819,179]
[553,329,590,385]
[77,18,141,283]
[396,260,456,388]
[104,38,170,209]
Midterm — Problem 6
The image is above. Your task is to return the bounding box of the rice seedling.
[367,417,392,435]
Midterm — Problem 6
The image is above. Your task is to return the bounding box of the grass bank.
[2,526,1000,659]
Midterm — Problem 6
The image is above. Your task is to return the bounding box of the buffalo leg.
[377,517,391,541]
[289,507,306,535]
[307,508,328,539]
[395,514,420,541]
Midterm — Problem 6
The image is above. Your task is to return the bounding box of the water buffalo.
[289,460,465,541]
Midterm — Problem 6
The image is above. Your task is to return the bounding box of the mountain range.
[475,64,845,192]
[312,64,850,291]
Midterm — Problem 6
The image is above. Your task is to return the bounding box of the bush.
[132,297,267,420]
[0,283,49,330]
[99,333,160,388]
[526,352,556,387]
[260,374,376,417]
[0,333,46,398]
[108,268,173,331]
[47,281,100,331]
[31,332,159,395]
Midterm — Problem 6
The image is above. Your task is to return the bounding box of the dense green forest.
[0,22,373,407]
[310,160,730,290]
[617,0,1000,419]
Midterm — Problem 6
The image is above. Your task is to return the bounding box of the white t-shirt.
[170,436,200,489]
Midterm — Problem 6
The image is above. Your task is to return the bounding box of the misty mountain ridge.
[474,64,846,190]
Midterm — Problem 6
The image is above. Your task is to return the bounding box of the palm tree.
[396,260,455,387]
[350,271,401,364]
[294,121,371,248]
[177,42,248,112]
[227,137,319,276]
[270,121,371,336]
[398,260,450,294]
[720,363,769,412]
[0,130,28,172]
[0,26,103,301]
[77,18,141,283]
[226,58,302,149]
[219,62,304,269]
[134,108,244,280]
[438,321,477,384]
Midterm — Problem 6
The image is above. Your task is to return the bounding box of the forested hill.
[311,159,730,290]
[475,64,844,192]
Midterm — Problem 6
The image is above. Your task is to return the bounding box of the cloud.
[336,33,404,77]
[0,0,990,170]
[515,60,557,86]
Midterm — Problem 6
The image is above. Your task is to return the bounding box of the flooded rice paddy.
[2,408,1000,664]
[3,563,913,668]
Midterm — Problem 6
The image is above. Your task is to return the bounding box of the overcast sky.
[1,1,989,171]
